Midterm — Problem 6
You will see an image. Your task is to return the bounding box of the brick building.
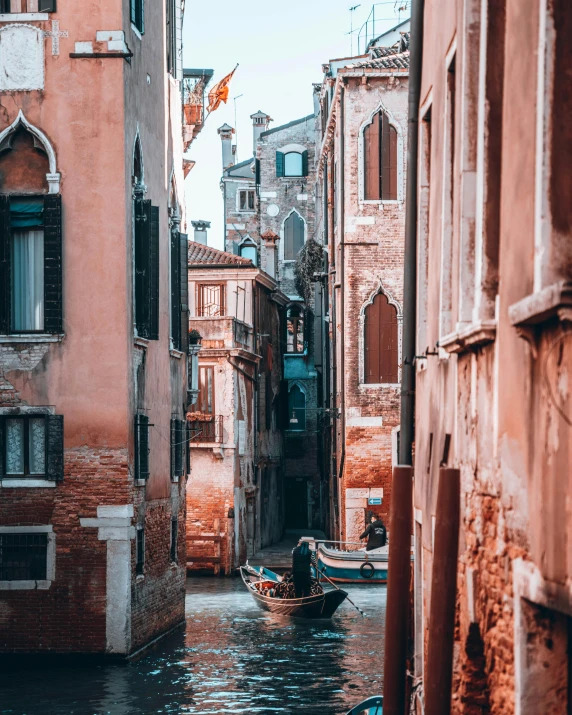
[186,239,287,572]
[220,112,329,532]
[410,0,572,711]
[0,0,199,655]
[313,23,409,541]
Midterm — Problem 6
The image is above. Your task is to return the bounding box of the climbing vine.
[294,238,324,304]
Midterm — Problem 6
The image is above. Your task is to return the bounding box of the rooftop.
[188,242,253,267]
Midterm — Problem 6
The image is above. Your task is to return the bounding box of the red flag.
[207,65,238,113]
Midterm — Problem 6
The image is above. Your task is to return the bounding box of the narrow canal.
[1,577,386,715]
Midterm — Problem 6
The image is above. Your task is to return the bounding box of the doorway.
[285,477,308,529]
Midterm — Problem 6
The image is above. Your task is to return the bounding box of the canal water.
[1,577,386,715]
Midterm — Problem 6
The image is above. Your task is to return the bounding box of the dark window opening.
[170,229,188,353]
[364,110,398,200]
[170,519,178,563]
[130,0,144,34]
[166,0,177,76]
[197,366,215,414]
[0,0,56,11]
[288,385,306,431]
[0,533,47,581]
[134,414,150,481]
[239,189,256,212]
[364,292,398,384]
[170,418,184,480]
[134,199,159,340]
[0,413,63,481]
[136,527,145,575]
[283,212,305,260]
[286,304,305,354]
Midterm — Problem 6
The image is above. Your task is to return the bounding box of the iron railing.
[0,533,47,581]
[189,416,223,444]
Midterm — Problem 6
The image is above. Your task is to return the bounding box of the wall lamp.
[289,407,341,425]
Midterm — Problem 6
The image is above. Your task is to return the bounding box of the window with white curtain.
[11,229,44,332]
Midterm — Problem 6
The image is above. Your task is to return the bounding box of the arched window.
[364,110,398,200]
[286,304,304,353]
[283,211,305,260]
[288,384,306,431]
[285,152,303,176]
[276,149,308,177]
[364,291,398,383]
[239,238,258,266]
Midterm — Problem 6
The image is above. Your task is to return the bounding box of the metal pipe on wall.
[424,467,461,715]
[382,465,413,715]
[400,0,425,465]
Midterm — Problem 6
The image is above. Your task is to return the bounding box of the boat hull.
[317,545,388,584]
[240,567,347,619]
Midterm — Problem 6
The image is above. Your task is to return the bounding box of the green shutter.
[170,418,176,479]
[149,206,159,340]
[0,195,10,335]
[255,159,261,186]
[185,422,191,475]
[134,199,151,338]
[38,0,56,9]
[0,417,4,479]
[175,419,184,477]
[43,194,63,334]
[46,414,64,481]
[130,0,136,25]
[179,233,189,354]
[135,414,149,481]
[302,150,309,177]
[276,151,285,177]
[170,230,181,350]
[140,0,145,35]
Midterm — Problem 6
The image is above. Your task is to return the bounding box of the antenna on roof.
[349,4,361,56]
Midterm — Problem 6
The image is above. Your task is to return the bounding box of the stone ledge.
[0,479,56,488]
[439,320,497,354]
[508,280,572,327]
[0,334,63,344]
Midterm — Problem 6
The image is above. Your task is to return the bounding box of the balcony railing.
[182,68,213,149]
[189,415,223,444]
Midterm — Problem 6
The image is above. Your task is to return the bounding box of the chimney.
[250,111,272,153]
[191,220,210,245]
[217,124,235,170]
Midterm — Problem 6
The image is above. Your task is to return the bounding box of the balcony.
[189,415,223,444]
[183,68,213,151]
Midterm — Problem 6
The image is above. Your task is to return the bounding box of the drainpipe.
[399,0,425,464]
[338,82,346,506]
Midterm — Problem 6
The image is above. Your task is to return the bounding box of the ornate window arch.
[281,209,306,261]
[359,103,404,203]
[132,131,145,196]
[0,111,59,193]
[238,235,258,266]
[359,280,403,385]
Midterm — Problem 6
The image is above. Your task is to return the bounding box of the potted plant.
[189,329,202,346]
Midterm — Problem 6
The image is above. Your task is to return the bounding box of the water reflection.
[0,577,386,715]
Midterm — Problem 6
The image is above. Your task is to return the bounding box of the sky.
[182,0,409,251]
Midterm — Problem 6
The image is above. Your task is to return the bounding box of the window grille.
[0,533,47,581]
[197,284,225,317]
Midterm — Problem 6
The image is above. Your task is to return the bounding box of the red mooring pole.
[383,465,413,715]
[424,467,461,715]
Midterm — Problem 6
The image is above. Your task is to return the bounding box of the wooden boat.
[240,566,348,619]
[316,542,389,584]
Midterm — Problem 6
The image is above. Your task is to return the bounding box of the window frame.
[284,152,304,177]
[130,0,144,35]
[238,188,256,213]
[197,365,215,415]
[360,285,402,387]
[170,518,178,564]
[196,283,225,317]
[2,414,46,478]
[0,0,56,12]
[281,210,306,262]
[0,525,55,590]
[360,107,403,204]
[286,305,305,354]
[136,525,145,576]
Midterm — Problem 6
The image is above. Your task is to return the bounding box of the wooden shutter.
[39,0,56,9]
[130,0,137,25]
[134,199,151,338]
[381,117,398,200]
[0,417,4,479]
[365,296,381,383]
[314,281,323,369]
[175,419,184,477]
[43,194,63,334]
[170,230,181,350]
[135,414,149,480]
[170,418,176,479]
[0,195,10,335]
[185,421,191,474]
[46,414,64,481]
[180,233,189,354]
[364,112,381,200]
[276,151,285,177]
[302,150,309,177]
[294,214,304,256]
[365,293,398,383]
[149,205,159,340]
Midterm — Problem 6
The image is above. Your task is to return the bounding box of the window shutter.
[185,421,191,475]
[364,112,381,200]
[46,414,64,482]
[314,281,323,369]
[302,150,309,177]
[175,419,184,477]
[0,195,10,335]
[39,0,56,10]
[140,0,145,34]
[135,414,149,481]
[170,230,181,350]
[130,0,137,25]
[381,117,398,200]
[134,199,151,338]
[179,233,189,354]
[149,205,159,340]
[0,417,4,479]
[43,194,63,334]
[364,298,381,383]
[170,418,176,479]
[276,151,285,177]
[255,159,261,187]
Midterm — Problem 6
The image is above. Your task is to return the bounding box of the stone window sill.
[0,479,56,488]
[0,13,49,21]
[170,349,184,360]
[359,382,400,389]
[0,579,52,590]
[439,320,497,355]
[0,333,64,344]
[134,336,149,350]
[130,23,142,40]
[135,479,147,487]
[136,574,145,582]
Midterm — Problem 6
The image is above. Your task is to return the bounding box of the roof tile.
[188,242,253,266]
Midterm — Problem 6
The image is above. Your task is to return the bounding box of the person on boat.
[291,541,313,598]
[359,512,387,551]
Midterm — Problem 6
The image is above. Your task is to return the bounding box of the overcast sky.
[182,1,408,250]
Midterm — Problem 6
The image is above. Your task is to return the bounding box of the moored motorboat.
[316,542,389,583]
[240,566,348,619]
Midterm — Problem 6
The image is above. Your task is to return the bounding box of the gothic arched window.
[364,110,398,200]
[283,211,305,260]
[364,291,398,383]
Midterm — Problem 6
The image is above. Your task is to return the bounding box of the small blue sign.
[368,497,382,505]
